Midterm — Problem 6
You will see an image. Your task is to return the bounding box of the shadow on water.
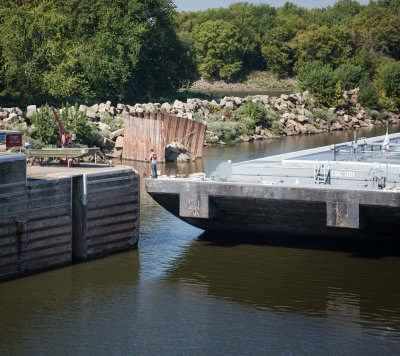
[197,230,400,259]
[163,229,400,338]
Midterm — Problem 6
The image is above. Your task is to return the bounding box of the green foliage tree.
[177,0,400,87]
[377,0,400,12]
[298,61,337,107]
[192,20,250,80]
[376,61,400,108]
[352,4,400,61]
[358,80,381,110]
[291,25,354,71]
[261,25,298,77]
[323,0,363,27]
[335,63,368,90]
[0,2,73,106]
[0,0,196,105]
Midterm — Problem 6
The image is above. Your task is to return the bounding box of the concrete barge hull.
[147,180,400,241]
[146,133,400,242]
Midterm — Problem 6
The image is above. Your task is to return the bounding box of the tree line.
[0,0,399,110]
[0,0,196,107]
[180,0,400,79]
[179,0,400,109]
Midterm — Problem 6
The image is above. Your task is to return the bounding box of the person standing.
[148,148,158,178]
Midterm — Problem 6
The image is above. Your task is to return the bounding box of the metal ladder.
[314,161,331,185]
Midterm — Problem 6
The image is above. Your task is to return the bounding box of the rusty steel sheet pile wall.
[74,169,139,261]
[123,113,207,162]
[123,113,164,162]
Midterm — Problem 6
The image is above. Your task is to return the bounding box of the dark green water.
[1,126,400,355]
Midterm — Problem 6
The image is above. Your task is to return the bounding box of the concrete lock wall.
[0,155,28,280]
[0,154,140,281]
[73,169,139,261]
[24,178,73,274]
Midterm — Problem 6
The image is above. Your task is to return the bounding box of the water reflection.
[161,231,400,339]
[0,252,140,353]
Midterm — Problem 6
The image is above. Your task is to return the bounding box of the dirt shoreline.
[186,72,297,93]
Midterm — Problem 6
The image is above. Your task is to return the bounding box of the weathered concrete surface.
[0,156,139,281]
[74,169,139,261]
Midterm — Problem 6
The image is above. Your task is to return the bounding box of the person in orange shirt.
[148,148,158,178]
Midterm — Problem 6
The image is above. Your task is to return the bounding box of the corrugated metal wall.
[123,114,164,162]
[123,113,207,162]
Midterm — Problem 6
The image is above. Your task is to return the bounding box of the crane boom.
[51,106,72,148]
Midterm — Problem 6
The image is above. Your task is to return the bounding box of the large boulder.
[282,127,295,136]
[115,136,124,149]
[26,105,37,117]
[117,103,126,112]
[225,101,234,110]
[109,128,124,141]
[165,142,196,162]
[97,122,110,131]
[145,103,156,113]
[298,115,308,124]
[330,121,343,131]
[79,104,88,112]
[303,123,319,134]
[4,113,18,125]
[296,123,308,134]
[177,152,196,161]
[102,138,115,150]
[165,142,182,162]
[173,100,184,110]
[239,135,252,142]
[86,107,97,120]
[109,106,116,116]
[161,102,171,113]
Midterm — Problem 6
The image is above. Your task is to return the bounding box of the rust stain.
[186,198,201,217]
[123,114,207,162]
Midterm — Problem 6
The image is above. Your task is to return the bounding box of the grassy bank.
[186,71,297,95]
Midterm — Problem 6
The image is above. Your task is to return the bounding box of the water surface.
[1,126,400,355]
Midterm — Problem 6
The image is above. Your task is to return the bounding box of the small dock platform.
[0,155,139,281]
